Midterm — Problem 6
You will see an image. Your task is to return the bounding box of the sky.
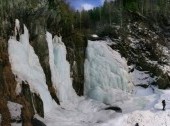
[66,0,105,11]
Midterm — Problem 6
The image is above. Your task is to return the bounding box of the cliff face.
[0,0,85,125]
[0,37,35,126]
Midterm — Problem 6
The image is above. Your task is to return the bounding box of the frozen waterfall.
[8,21,54,113]
[46,32,78,103]
[84,40,133,105]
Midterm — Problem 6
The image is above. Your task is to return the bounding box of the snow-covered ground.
[97,110,170,126]
[7,20,170,126]
[97,89,170,126]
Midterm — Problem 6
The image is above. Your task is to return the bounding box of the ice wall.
[46,32,78,103]
[84,40,133,104]
[8,21,54,113]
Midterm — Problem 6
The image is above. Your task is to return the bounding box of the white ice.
[8,24,54,113]
[84,40,133,105]
[46,32,78,103]
[15,19,20,36]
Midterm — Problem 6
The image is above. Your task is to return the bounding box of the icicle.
[15,19,20,40]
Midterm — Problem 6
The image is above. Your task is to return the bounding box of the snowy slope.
[84,40,133,105]
[97,110,170,126]
[8,23,54,113]
[96,90,170,126]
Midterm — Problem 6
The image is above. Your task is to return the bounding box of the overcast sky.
[66,0,105,11]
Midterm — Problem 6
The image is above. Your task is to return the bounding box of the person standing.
[162,100,166,111]
[135,123,139,126]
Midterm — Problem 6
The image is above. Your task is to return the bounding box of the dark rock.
[104,106,122,113]
[136,84,149,88]
[32,118,46,126]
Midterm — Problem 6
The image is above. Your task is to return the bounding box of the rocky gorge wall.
[0,0,86,125]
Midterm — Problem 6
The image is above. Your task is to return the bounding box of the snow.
[130,68,156,85]
[46,32,78,103]
[7,101,22,121]
[8,24,54,113]
[97,110,170,126]
[134,86,154,96]
[84,40,133,104]
[128,36,140,49]
[43,87,169,126]
[154,90,170,110]
[44,98,117,126]
[11,123,22,126]
[145,44,170,76]
[95,89,170,126]
[91,34,98,38]
[15,82,22,95]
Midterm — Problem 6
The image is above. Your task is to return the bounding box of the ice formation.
[15,19,20,36]
[8,22,54,113]
[84,40,133,104]
[46,32,78,103]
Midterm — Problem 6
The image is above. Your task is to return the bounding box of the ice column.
[84,40,133,104]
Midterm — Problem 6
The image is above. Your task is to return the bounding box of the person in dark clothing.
[135,123,139,126]
[162,100,166,111]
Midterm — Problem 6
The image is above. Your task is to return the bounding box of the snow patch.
[91,34,98,38]
[130,69,156,85]
[7,101,22,121]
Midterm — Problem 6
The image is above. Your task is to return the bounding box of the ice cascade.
[8,20,54,113]
[46,32,78,103]
[84,40,133,104]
